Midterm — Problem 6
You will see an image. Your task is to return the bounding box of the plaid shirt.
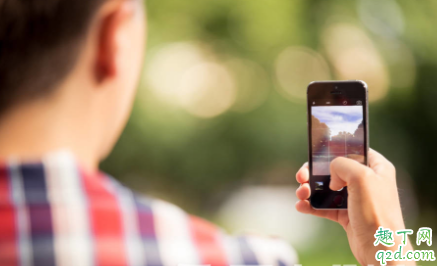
[0,152,297,266]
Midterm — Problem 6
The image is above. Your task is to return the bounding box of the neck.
[0,85,101,172]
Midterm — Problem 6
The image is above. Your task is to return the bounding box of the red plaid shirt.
[0,152,297,266]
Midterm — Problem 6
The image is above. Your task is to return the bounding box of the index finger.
[368,148,395,176]
[296,162,309,184]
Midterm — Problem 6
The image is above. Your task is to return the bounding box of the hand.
[295,149,415,266]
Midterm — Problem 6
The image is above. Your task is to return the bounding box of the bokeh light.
[146,42,236,118]
[217,186,322,250]
[146,42,205,105]
[358,0,405,38]
[322,23,390,102]
[178,62,236,118]
[275,46,331,102]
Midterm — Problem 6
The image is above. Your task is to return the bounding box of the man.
[0,0,413,266]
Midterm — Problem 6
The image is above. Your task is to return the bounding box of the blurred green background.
[101,0,437,264]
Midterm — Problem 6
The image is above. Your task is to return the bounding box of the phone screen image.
[311,104,365,176]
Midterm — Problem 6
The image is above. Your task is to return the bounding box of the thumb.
[329,156,373,191]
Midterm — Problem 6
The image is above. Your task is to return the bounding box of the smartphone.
[307,80,369,209]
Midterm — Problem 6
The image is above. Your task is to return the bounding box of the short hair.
[0,0,107,114]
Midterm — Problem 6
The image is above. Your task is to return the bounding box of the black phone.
[307,80,369,209]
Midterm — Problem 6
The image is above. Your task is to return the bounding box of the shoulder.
[131,193,298,266]
[107,177,298,266]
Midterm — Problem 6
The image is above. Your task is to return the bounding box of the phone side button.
[333,195,344,207]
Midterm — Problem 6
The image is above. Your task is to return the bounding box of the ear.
[94,1,135,83]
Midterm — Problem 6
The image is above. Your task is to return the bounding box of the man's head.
[0,0,146,166]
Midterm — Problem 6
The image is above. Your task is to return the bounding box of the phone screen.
[311,100,365,176]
